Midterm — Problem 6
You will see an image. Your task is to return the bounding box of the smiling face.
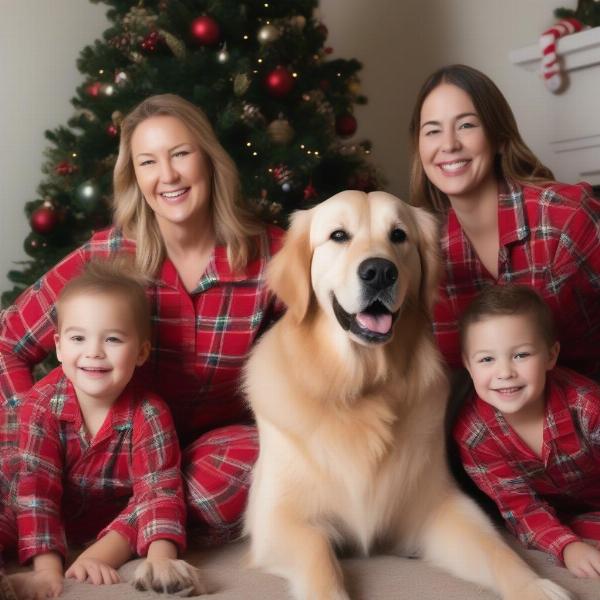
[463,313,559,420]
[54,292,150,407]
[418,83,497,205]
[131,115,212,233]
[308,191,428,346]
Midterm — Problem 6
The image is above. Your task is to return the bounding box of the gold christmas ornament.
[267,116,295,145]
[74,108,97,123]
[111,110,124,126]
[160,30,186,59]
[289,15,306,30]
[257,24,280,44]
[234,73,251,96]
[347,79,361,95]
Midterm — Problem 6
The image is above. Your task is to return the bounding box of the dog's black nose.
[358,258,398,290]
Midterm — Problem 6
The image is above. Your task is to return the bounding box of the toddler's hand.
[563,540,600,578]
[65,557,120,585]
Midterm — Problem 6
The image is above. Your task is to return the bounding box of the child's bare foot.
[8,569,63,599]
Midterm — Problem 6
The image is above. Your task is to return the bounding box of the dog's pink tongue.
[356,312,392,334]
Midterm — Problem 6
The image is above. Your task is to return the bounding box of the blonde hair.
[113,94,262,276]
[408,64,555,215]
[56,258,151,342]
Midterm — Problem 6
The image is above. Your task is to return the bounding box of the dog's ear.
[411,206,442,314]
[268,208,313,323]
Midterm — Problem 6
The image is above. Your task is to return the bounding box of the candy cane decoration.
[539,18,585,92]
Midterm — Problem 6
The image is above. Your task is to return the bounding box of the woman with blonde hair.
[0,93,284,542]
[408,64,600,379]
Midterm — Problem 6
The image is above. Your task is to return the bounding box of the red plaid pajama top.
[14,367,185,564]
[433,181,600,378]
[0,225,284,447]
[454,367,600,562]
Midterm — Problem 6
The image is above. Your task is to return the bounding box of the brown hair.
[459,284,556,351]
[408,64,554,215]
[113,93,262,277]
[56,258,151,342]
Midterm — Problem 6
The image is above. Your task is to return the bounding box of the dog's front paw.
[509,578,574,600]
[132,558,209,597]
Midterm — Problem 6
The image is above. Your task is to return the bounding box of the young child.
[453,284,600,578]
[0,260,204,598]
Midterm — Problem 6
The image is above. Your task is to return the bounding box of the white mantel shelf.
[509,26,600,72]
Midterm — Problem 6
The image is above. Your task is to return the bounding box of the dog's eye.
[390,228,407,244]
[330,229,350,243]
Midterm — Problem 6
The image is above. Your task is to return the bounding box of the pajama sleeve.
[16,399,67,564]
[100,394,186,556]
[454,424,579,563]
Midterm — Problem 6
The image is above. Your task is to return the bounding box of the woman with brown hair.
[0,94,284,545]
[408,64,600,379]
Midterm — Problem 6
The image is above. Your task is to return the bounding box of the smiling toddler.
[0,259,203,598]
[453,284,600,578]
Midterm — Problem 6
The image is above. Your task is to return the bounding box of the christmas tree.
[2,0,378,307]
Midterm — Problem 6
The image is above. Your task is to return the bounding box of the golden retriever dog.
[243,191,571,600]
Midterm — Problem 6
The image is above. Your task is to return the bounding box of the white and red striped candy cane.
[539,18,584,92]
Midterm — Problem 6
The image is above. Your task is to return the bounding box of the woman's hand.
[132,557,208,596]
[65,557,120,585]
[563,540,600,578]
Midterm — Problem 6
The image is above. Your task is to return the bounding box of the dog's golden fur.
[244,191,571,600]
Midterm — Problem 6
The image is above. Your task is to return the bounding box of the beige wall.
[0,0,575,294]
[0,0,109,295]
[319,0,574,198]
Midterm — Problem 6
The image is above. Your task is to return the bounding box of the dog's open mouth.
[332,294,397,344]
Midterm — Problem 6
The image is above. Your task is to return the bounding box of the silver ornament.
[74,181,101,214]
[217,47,230,63]
[257,24,280,44]
[114,70,129,86]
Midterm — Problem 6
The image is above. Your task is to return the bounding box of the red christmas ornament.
[348,172,373,192]
[30,205,58,235]
[54,161,78,176]
[86,82,102,97]
[141,30,162,52]
[190,15,221,46]
[303,181,318,201]
[107,123,119,137]
[335,113,357,137]
[264,67,295,98]
[316,23,328,39]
